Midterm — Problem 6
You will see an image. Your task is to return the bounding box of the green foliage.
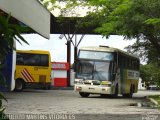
[148,95,160,107]
[94,0,160,60]
[148,95,160,99]
[145,18,160,25]
[0,92,8,119]
[0,14,29,59]
[140,63,160,87]
[42,0,160,63]
[0,14,29,120]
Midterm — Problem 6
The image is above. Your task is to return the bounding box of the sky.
[13,2,136,64]
[16,34,136,63]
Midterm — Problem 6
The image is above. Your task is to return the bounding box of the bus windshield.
[76,60,111,81]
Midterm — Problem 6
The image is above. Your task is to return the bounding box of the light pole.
[66,36,71,87]
[58,16,85,86]
[59,34,72,87]
[73,34,85,72]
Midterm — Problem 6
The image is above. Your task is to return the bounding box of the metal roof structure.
[0,0,98,36]
[50,16,98,34]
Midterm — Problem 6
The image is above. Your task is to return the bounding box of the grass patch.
[148,95,160,105]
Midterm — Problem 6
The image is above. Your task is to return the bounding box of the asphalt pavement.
[2,89,160,120]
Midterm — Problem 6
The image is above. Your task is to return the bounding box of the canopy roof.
[0,0,97,36]
[0,0,50,39]
[50,16,98,34]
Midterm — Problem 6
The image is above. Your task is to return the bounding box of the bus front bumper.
[74,84,112,94]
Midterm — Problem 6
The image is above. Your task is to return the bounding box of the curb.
[51,87,74,90]
[147,97,159,106]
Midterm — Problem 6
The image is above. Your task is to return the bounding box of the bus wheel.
[47,85,51,90]
[15,79,24,92]
[123,86,133,98]
[100,94,107,98]
[43,84,51,90]
[113,85,118,98]
[79,92,90,97]
[129,86,133,98]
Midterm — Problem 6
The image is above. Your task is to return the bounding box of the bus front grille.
[84,83,91,85]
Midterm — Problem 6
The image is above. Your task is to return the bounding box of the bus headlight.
[76,86,82,91]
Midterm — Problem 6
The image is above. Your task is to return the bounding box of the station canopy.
[50,16,98,35]
[0,0,50,39]
[0,0,97,36]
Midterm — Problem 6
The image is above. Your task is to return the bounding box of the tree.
[86,0,160,58]
[43,0,160,62]
[40,0,160,86]
[0,14,28,120]
[140,63,160,88]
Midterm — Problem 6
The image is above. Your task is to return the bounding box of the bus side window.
[137,60,140,70]
[118,54,122,67]
[127,57,130,69]
[41,55,49,66]
[134,59,137,70]
[124,57,128,69]
[131,59,133,70]
[128,58,132,69]
[23,54,40,66]
[16,53,24,65]
[132,59,138,70]
[113,62,117,73]
[31,54,41,66]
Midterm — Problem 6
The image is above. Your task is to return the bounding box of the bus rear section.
[15,50,51,91]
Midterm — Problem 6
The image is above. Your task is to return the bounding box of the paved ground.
[2,89,160,120]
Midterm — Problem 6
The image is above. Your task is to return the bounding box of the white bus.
[74,46,140,98]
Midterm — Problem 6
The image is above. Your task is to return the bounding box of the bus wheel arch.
[15,78,25,92]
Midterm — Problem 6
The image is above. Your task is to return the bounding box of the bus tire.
[15,79,25,92]
[43,84,48,90]
[113,84,118,98]
[79,92,90,97]
[129,85,133,98]
[100,94,107,98]
[123,85,133,98]
[44,84,51,90]
[47,85,51,90]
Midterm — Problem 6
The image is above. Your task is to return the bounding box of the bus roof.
[79,46,139,59]
[16,50,50,54]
